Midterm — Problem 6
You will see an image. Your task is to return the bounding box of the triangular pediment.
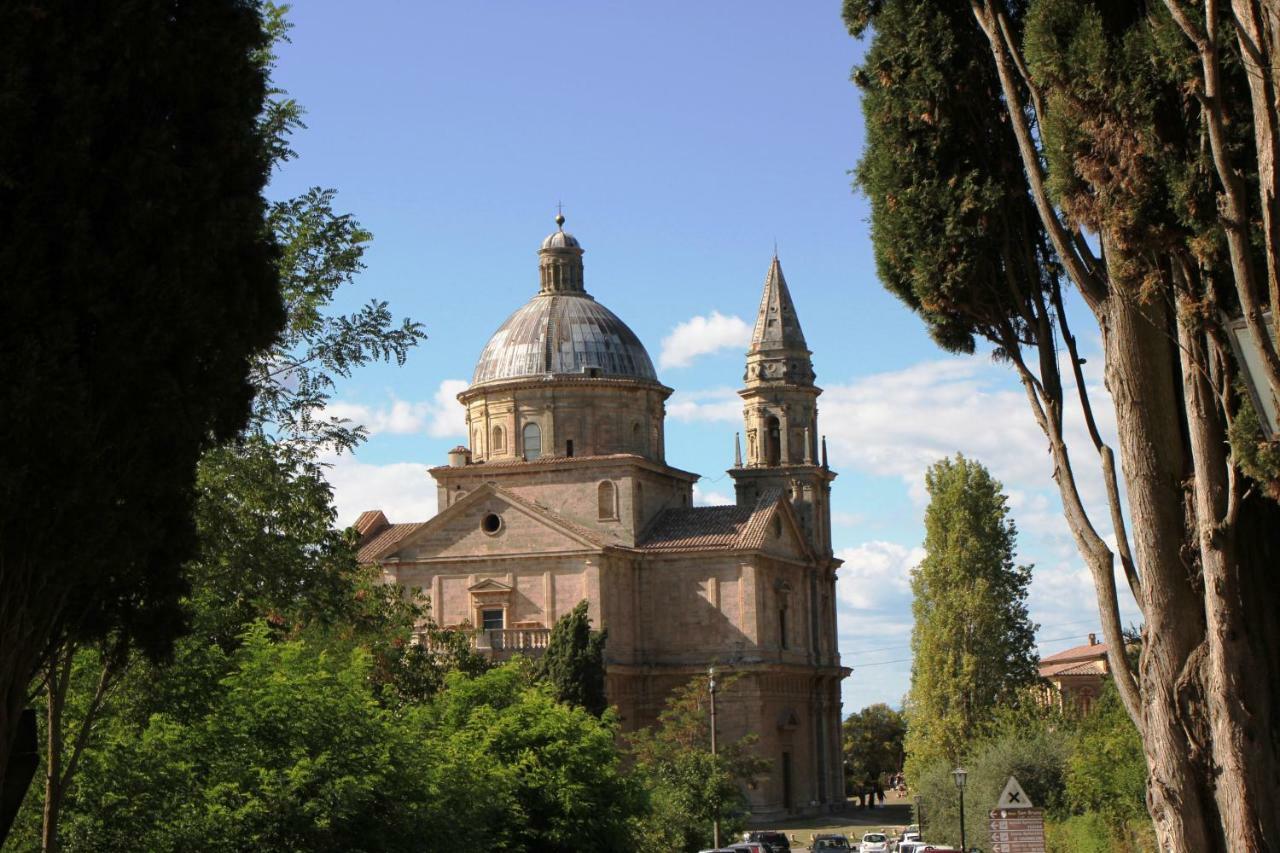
[373,483,606,562]
[468,577,513,593]
[756,495,814,563]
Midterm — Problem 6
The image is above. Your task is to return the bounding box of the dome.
[541,229,581,250]
[471,292,658,385]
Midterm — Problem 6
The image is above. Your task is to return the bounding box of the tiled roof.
[637,490,784,552]
[1040,640,1108,663]
[1041,659,1106,678]
[357,522,427,564]
[353,510,389,537]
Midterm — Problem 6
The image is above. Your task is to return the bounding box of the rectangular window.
[779,608,788,649]
[481,609,504,631]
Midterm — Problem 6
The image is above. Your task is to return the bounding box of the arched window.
[765,415,781,466]
[598,481,617,520]
[522,423,542,461]
[491,425,505,453]
[632,421,643,451]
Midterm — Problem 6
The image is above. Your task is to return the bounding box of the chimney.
[1088,632,1097,646]
[447,445,472,467]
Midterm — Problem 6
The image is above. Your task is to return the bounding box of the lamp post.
[952,767,967,852]
[709,666,719,848]
[914,795,924,839]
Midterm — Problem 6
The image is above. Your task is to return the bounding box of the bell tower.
[731,255,835,558]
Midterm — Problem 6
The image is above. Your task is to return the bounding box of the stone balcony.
[475,627,552,660]
[420,627,552,661]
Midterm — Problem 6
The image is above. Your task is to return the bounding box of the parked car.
[811,834,851,851]
[744,831,791,853]
[728,844,768,853]
[860,832,890,853]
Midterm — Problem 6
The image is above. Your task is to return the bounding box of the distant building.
[1038,633,1110,712]
[355,216,848,819]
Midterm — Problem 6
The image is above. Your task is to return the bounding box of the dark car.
[744,831,791,853]
[811,833,852,851]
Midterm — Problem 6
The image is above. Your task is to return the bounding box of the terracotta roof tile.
[638,491,784,552]
[353,510,389,538]
[357,522,428,563]
[1040,659,1107,678]
[1040,640,1109,664]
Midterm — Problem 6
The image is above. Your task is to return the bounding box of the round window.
[481,513,502,535]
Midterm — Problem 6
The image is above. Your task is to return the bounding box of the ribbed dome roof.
[471,292,658,385]
[540,229,581,250]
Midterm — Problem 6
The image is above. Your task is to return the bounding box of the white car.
[860,833,890,853]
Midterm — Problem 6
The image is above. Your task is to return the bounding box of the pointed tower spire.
[731,253,835,558]
[734,432,743,468]
[750,255,809,355]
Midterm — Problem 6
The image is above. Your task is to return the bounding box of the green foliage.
[1065,683,1148,830]
[535,601,608,716]
[847,0,1057,356]
[0,0,287,706]
[913,713,1070,849]
[906,683,1150,850]
[435,665,642,853]
[1046,813,1157,853]
[629,674,770,853]
[906,455,1038,774]
[1228,391,1280,498]
[57,625,496,853]
[842,703,906,786]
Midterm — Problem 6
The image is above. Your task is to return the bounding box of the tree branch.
[971,0,1111,309]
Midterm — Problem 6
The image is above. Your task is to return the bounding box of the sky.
[269,1,1140,714]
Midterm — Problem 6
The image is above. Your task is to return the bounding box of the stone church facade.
[356,216,848,819]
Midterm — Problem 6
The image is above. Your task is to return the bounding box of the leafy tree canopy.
[843,703,906,786]
[906,455,1038,774]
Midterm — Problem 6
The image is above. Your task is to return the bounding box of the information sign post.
[987,776,1045,853]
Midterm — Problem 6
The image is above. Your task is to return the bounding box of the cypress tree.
[537,601,608,717]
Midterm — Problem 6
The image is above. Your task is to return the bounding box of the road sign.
[989,806,1046,853]
[996,775,1033,809]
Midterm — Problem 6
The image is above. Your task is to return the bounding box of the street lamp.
[952,767,968,852]
[914,795,924,839]
[709,666,719,848]
[1225,309,1279,436]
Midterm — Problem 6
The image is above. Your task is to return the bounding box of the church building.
[355,216,848,819]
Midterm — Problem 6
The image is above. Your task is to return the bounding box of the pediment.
[376,483,606,562]
[760,499,814,563]
[468,578,513,594]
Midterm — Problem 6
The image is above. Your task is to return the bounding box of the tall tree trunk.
[1102,282,1222,852]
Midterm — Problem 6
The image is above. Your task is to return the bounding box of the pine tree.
[905,455,1037,774]
[537,601,608,717]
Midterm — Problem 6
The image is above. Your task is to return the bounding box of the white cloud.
[323,379,469,440]
[836,540,922,612]
[693,484,734,506]
[426,379,470,437]
[323,455,439,528]
[667,387,741,423]
[659,311,752,369]
[818,356,1116,513]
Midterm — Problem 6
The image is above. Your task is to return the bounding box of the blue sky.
[270,1,1137,714]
